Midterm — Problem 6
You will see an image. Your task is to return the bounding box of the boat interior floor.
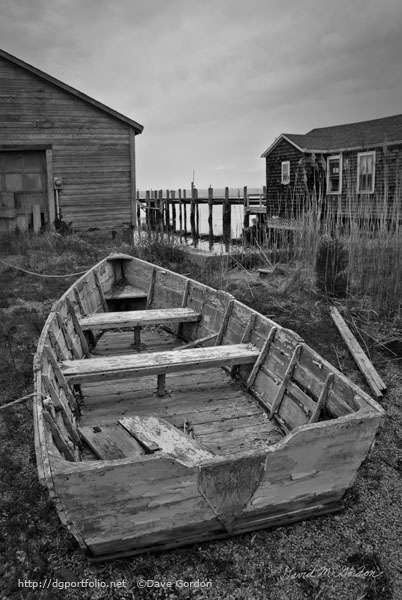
[78,327,284,461]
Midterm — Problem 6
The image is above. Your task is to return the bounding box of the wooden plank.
[32,204,41,233]
[179,333,218,350]
[45,148,55,229]
[41,373,81,446]
[44,345,78,412]
[93,270,108,313]
[79,423,145,460]
[66,298,90,357]
[286,380,316,416]
[61,344,260,384]
[269,344,303,418]
[118,419,160,452]
[247,326,277,389]
[146,267,156,309]
[119,416,214,466]
[330,306,385,398]
[79,307,201,330]
[241,313,257,343]
[276,394,309,429]
[215,299,234,345]
[47,329,66,361]
[55,312,80,360]
[42,411,75,461]
[73,287,86,315]
[105,284,147,300]
[310,373,334,423]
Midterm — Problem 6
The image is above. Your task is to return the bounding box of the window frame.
[326,154,342,195]
[281,160,290,185]
[357,151,376,194]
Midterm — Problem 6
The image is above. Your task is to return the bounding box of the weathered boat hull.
[33,254,384,560]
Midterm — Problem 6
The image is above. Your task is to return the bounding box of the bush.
[315,235,349,297]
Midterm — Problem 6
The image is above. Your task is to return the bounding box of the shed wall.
[265,139,305,217]
[0,55,135,230]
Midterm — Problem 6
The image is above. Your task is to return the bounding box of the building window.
[281,161,290,184]
[327,155,342,194]
[357,151,375,193]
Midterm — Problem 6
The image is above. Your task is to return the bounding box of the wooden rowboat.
[33,253,384,561]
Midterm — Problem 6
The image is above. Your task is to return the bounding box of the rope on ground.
[0,258,87,278]
[0,392,43,411]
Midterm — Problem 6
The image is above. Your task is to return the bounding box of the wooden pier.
[135,185,267,250]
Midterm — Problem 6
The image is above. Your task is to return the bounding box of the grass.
[0,229,401,599]
[264,167,402,320]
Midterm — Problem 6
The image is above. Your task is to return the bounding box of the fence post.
[136,190,141,234]
[243,186,249,247]
[171,190,176,236]
[166,189,170,238]
[146,190,151,238]
[158,190,164,240]
[183,189,188,240]
[223,187,231,252]
[190,183,197,246]
[178,189,183,242]
[195,188,200,243]
[208,186,214,251]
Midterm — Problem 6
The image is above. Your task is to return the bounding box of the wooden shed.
[0,49,143,232]
[261,114,402,221]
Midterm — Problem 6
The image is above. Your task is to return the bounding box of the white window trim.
[357,151,376,194]
[326,154,342,195]
[281,161,290,185]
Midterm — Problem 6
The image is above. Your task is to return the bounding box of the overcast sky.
[1,0,402,190]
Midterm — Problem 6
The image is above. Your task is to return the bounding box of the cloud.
[1,0,402,188]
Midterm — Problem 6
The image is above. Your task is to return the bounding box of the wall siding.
[266,138,402,220]
[265,139,305,217]
[0,56,136,229]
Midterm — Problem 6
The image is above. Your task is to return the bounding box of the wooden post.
[45,149,56,230]
[33,204,41,233]
[146,190,151,237]
[190,183,197,246]
[136,190,141,233]
[195,188,200,243]
[183,189,188,240]
[178,189,183,242]
[223,187,231,252]
[243,185,249,231]
[157,374,166,397]
[153,190,159,239]
[158,190,164,240]
[171,191,176,235]
[166,189,170,238]
[133,326,142,350]
[208,186,214,251]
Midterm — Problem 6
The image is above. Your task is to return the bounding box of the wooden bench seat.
[104,284,147,301]
[61,344,259,393]
[79,307,201,331]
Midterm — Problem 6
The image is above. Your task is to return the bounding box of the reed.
[268,170,402,318]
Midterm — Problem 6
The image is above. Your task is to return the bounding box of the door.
[0,150,48,229]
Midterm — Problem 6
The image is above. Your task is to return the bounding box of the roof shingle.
[262,114,402,157]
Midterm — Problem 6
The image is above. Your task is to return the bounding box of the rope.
[0,392,43,411]
[0,258,87,278]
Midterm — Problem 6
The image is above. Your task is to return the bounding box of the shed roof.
[261,113,402,157]
[0,48,143,134]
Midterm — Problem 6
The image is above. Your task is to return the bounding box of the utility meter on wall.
[54,177,63,189]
